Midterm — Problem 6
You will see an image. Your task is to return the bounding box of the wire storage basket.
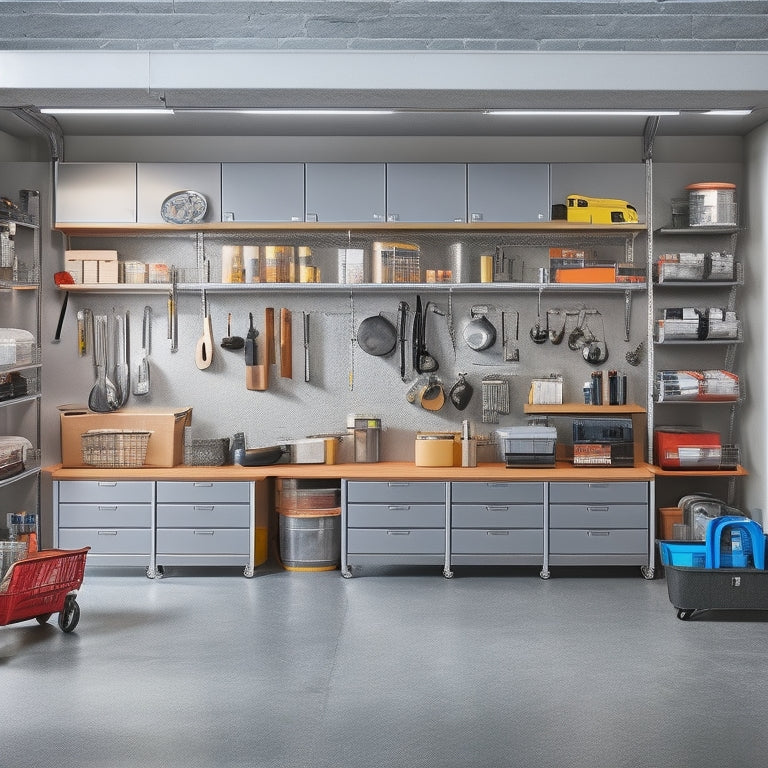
[81,429,151,468]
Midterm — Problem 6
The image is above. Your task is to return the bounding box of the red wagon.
[0,547,90,633]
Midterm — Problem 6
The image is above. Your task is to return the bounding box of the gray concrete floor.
[3,562,768,768]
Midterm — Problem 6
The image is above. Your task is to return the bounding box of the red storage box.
[654,427,721,470]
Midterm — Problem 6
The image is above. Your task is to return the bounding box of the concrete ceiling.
[1,50,767,141]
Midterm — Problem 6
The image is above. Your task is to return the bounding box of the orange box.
[555,266,616,283]
[659,507,683,540]
[59,407,192,467]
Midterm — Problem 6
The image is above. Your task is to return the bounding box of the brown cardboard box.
[659,506,684,540]
[60,407,192,468]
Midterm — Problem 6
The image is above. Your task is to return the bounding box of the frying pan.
[449,373,473,410]
[358,313,397,357]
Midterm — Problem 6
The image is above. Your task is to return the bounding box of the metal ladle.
[548,309,566,345]
[530,289,548,344]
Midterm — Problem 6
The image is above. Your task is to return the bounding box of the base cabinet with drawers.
[341,479,653,579]
[53,480,256,578]
[342,481,450,577]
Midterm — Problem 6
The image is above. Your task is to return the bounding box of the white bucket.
[687,182,737,227]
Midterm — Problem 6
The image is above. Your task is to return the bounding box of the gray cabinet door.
[305,163,386,222]
[137,162,221,223]
[221,162,304,222]
[386,163,467,222]
[467,163,550,223]
[56,162,137,223]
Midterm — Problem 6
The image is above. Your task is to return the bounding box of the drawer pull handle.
[97,530,118,536]
[193,482,214,488]
[486,483,511,488]
[387,530,411,535]
[194,530,215,536]
[587,530,610,537]
[487,530,510,536]
[98,505,118,512]
[587,506,610,513]
[194,505,215,512]
[97,482,118,487]
[388,482,411,487]
[387,505,411,511]
[486,505,509,512]
[587,483,609,489]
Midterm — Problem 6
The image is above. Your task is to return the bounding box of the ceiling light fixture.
[484,109,681,117]
[40,108,175,115]
[181,109,397,116]
[696,109,753,116]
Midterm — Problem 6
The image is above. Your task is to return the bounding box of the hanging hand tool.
[245,311,268,390]
[397,300,409,382]
[53,271,74,343]
[168,265,178,353]
[265,307,275,365]
[303,311,311,383]
[412,295,423,374]
[221,312,245,350]
[194,289,214,370]
[133,305,152,396]
[280,307,292,379]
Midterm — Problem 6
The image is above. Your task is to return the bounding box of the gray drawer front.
[452,503,543,529]
[550,529,647,555]
[451,482,544,504]
[549,481,648,504]
[346,503,445,528]
[156,504,250,528]
[58,481,153,504]
[452,529,543,555]
[156,481,250,504]
[157,528,248,555]
[347,528,444,554]
[58,528,151,554]
[58,504,151,528]
[346,481,445,504]
[549,504,648,529]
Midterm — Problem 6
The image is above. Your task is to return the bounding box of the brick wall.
[0,1,767,52]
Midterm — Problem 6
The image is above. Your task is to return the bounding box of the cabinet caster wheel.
[539,569,551,580]
[443,569,454,579]
[677,608,694,621]
[641,565,655,580]
[243,565,254,578]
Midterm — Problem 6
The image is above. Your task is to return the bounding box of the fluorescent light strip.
[40,108,175,115]
[183,109,396,116]
[485,109,681,117]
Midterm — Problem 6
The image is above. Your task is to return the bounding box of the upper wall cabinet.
[550,163,647,222]
[137,163,221,224]
[467,163,550,223]
[305,163,386,223]
[56,163,137,223]
[386,163,467,223]
[222,163,304,223]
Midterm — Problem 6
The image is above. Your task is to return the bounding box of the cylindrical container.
[279,510,341,571]
[480,254,494,283]
[450,242,479,284]
[687,182,737,227]
[354,417,381,462]
[221,245,244,283]
[243,245,260,283]
[415,432,457,467]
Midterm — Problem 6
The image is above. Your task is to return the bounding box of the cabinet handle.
[586,506,610,513]
[193,482,213,488]
[98,505,118,512]
[587,483,609,489]
[97,530,118,536]
[587,530,610,536]
[486,530,509,536]
[486,483,510,488]
[386,530,411,535]
[194,530,215,536]
[97,482,118,487]
[387,482,410,487]
[194,505,215,512]
[387,505,411,511]
[485,505,509,512]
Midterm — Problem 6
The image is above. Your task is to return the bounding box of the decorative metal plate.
[160,190,208,224]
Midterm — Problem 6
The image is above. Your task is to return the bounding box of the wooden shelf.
[652,465,748,477]
[524,403,646,414]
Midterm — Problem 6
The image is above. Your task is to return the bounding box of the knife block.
[246,364,268,391]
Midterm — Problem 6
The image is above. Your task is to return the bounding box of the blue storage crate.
[658,540,707,568]
[705,516,765,569]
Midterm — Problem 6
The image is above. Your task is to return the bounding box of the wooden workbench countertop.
[46,461,657,482]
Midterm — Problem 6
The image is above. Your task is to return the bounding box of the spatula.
[133,306,151,396]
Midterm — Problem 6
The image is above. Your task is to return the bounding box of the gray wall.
[0,1,766,52]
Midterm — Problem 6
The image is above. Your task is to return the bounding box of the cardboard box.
[98,260,119,283]
[554,266,616,283]
[65,249,118,261]
[60,407,192,468]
